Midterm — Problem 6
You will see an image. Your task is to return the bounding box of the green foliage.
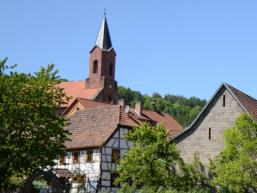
[0,59,70,189]
[117,123,211,193]
[118,86,206,126]
[211,113,257,193]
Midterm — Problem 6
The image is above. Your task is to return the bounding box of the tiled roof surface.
[65,105,120,149]
[119,108,139,127]
[62,97,112,116]
[226,84,257,121]
[56,81,102,106]
[65,102,183,149]
[77,97,110,108]
[142,110,183,136]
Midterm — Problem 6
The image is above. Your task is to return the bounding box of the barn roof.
[172,83,257,142]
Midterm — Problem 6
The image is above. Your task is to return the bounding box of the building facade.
[55,102,182,192]
[173,83,257,165]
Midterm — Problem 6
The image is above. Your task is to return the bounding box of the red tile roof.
[142,110,183,136]
[65,105,121,149]
[226,84,257,121]
[56,81,102,106]
[65,103,182,149]
[62,97,112,116]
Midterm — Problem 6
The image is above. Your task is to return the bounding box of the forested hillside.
[118,86,207,127]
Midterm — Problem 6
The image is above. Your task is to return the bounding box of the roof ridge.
[225,83,257,103]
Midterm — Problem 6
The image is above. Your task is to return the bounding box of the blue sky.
[1,1,257,100]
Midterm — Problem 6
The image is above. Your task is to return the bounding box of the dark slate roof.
[95,16,112,51]
[172,83,257,142]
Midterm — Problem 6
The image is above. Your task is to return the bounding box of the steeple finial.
[104,7,106,17]
[95,14,112,51]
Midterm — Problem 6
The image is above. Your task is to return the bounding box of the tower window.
[208,128,211,140]
[93,60,98,73]
[223,95,226,107]
[108,95,113,103]
[109,63,113,76]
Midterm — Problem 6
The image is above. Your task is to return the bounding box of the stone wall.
[176,87,244,165]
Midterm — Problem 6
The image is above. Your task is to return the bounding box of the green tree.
[116,123,211,193]
[211,113,257,193]
[0,59,70,190]
[117,86,206,127]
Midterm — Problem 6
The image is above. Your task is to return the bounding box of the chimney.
[135,101,142,115]
[118,99,125,108]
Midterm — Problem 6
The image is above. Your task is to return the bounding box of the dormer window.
[109,63,113,76]
[93,60,98,73]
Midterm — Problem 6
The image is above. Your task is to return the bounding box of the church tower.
[85,15,117,104]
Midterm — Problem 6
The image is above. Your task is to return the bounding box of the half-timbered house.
[54,102,182,192]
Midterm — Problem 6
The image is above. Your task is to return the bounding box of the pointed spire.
[95,15,113,51]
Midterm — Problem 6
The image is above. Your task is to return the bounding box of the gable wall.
[65,102,85,117]
[100,127,132,192]
[176,87,244,165]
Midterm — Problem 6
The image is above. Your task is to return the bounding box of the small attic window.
[93,60,98,73]
[223,95,226,107]
[209,128,212,140]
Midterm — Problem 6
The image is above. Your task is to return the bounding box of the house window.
[59,154,65,164]
[109,63,113,76]
[86,150,93,162]
[77,175,85,184]
[112,149,120,163]
[73,175,85,184]
[223,95,226,107]
[73,176,78,182]
[110,172,118,187]
[93,60,98,73]
[209,128,212,140]
[73,151,79,163]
